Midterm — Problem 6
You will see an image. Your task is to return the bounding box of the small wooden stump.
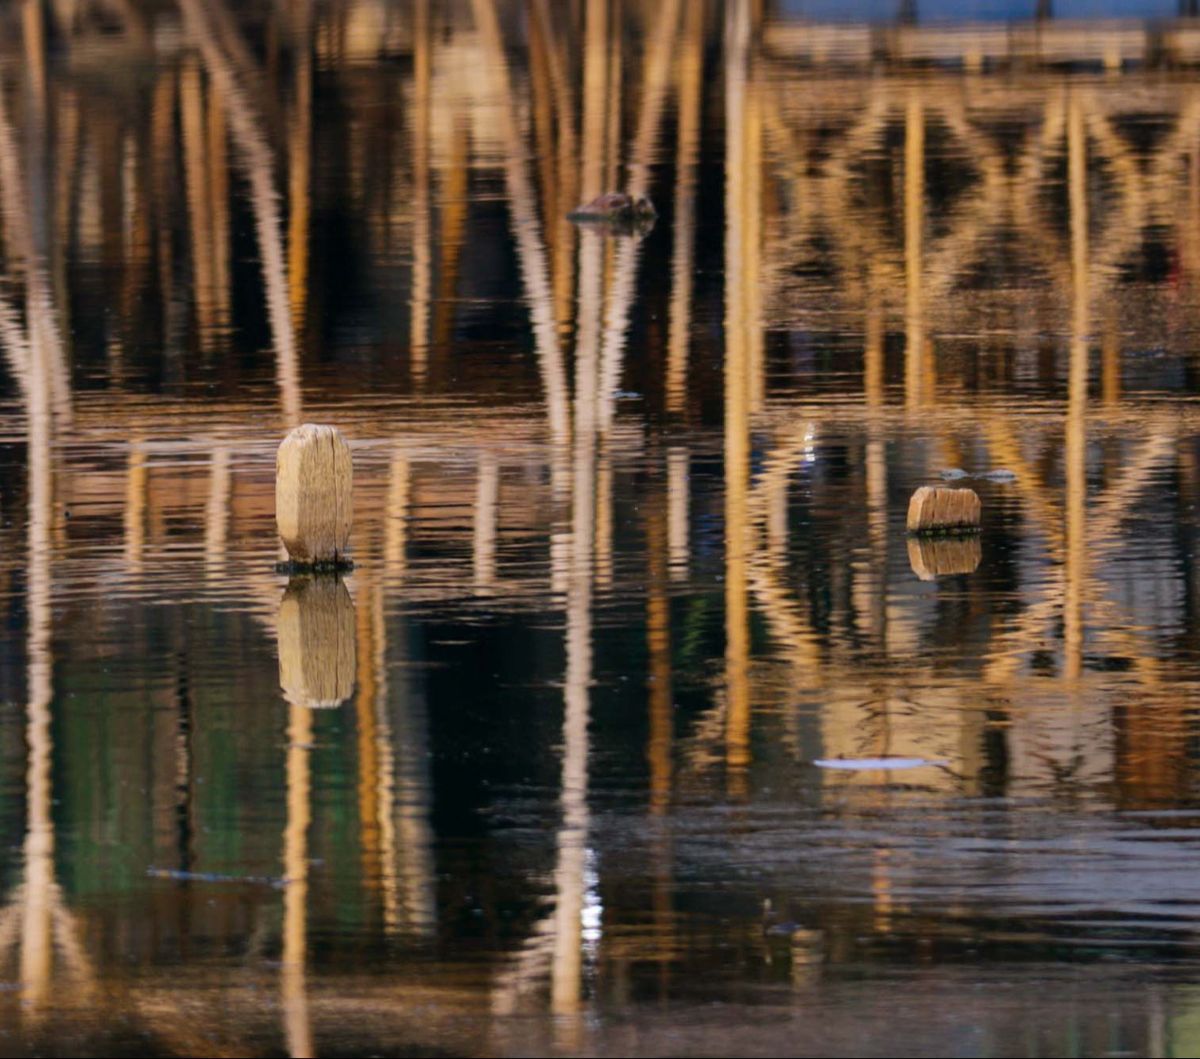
[906,486,981,535]
[278,576,356,708]
[276,424,352,568]
[907,535,982,581]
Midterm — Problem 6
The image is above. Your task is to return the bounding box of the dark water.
[4,1,1200,1056]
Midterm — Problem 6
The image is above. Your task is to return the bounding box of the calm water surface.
[3,1,1200,1056]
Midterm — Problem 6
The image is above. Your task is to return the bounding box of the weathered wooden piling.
[276,423,352,568]
[907,535,982,581]
[277,575,356,708]
[906,486,981,535]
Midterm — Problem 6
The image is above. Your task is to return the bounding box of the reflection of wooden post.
[905,94,927,407]
[470,0,570,451]
[646,488,672,815]
[1101,313,1120,406]
[581,0,609,205]
[863,300,887,645]
[21,331,52,1015]
[281,704,313,1059]
[725,0,751,790]
[288,11,312,338]
[410,0,431,385]
[666,0,702,416]
[1066,91,1088,682]
[124,440,147,572]
[179,0,300,424]
[667,447,689,582]
[550,223,600,1040]
[204,446,231,575]
[181,60,216,350]
[384,450,410,575]
[278,576,356,709]
[474,452,499,593]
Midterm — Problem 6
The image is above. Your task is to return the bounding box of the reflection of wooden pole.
[667,447,689,582]
[581,0,609,204]
[124,441,147,572]
[725,0,751,789]
[288,12,312,338]
[548,209,603,1034]
[204,446,231,575]
[470,0,570,451]
[208,78,231,333]
[905,94,927,407]
[647,485,672,815]
[432,110,469,350]
[410,0,431,385]
[385,451,410,575]
[180,0,301,425]
[1066,91,1088,682]
[666,0,702,416]
[282,704,313,1059]
[181,61,216,350]
[596,0,681,434]
[21,297,52,1015]
[474,452,499,593]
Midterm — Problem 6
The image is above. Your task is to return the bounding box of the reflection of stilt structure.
[410,0,431,386]
[281,704,314,1059]
[1066,90,1089,683]
[0,214,93,1022]
[180,0,301,425]
[666,0,704,416]
[724,0,752,790]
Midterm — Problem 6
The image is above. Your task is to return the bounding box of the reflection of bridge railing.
[765,19,1200,69]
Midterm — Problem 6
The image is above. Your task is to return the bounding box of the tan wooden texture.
[276,424,352,563]
[906,486,981,533]
[278,575,356,708]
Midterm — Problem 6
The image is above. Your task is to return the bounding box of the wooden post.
[276,423,352,567]
[906,486,981,533]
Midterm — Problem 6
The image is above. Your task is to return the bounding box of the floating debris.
[982,467,1017,483]
[939,467,968,480]
[813,757,949,770]
[147,867,288,888]
[567,192,656,232]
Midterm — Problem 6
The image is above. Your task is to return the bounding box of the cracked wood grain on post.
[276,424,352,565]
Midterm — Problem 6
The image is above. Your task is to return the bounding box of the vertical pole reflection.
[288,0,312,338]
[282,704,314,1059]
[904,93,927,408]
[550,220,601,1038]
[863,301,887,649]
[667,447,690,582]
[666,0,703,416]
[410,0,431,386]
[179,0,300,425]
[470,0,570,451]
[20,282,54,1016]
[1066,91,1088,682]
[724,0,752,791]
[204,445,231,578]
[474,452,499,594]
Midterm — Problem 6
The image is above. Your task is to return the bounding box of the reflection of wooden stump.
[906,486,981,534]
[276,424,352,567]
[278,576,356,708]
[907,535,982,581]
